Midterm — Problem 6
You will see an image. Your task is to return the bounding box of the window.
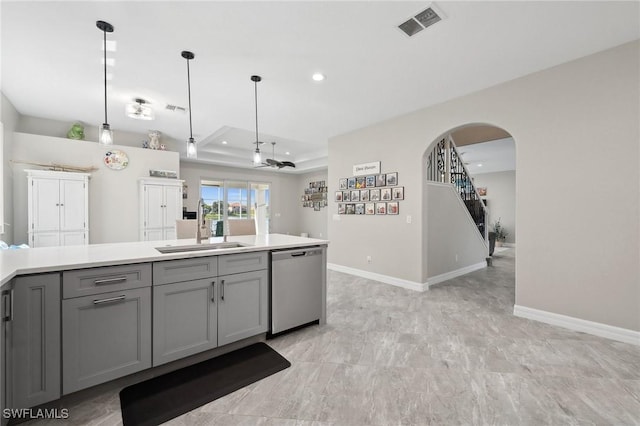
[200,179,270,235]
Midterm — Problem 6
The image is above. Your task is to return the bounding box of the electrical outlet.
[366,255,372,264]
[406,215,412,224]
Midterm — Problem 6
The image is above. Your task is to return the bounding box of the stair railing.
[426,136,488,240]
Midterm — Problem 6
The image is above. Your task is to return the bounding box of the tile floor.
[25,249,640,425]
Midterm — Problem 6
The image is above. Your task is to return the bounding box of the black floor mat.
[119,342,291,426]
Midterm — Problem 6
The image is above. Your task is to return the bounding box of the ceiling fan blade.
[265,158,280,167]
[280,161,296,168]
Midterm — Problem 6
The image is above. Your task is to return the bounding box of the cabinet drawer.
[153,256,217,285]
[218,252,268,276]
[63,263,151,299]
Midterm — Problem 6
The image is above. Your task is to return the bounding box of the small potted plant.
[492,218,508,247]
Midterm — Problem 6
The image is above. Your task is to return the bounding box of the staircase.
[426,136,487,240]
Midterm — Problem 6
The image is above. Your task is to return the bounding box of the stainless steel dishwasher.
[270,246,323,335]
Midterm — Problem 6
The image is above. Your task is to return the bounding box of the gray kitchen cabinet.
[62,286,151,394]
[152,278,218,366]
[9,274,61,409]
[217,269,268,346]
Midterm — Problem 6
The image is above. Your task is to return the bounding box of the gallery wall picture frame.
[338,203,346,214]
[387,202,399,215]
[477,187,487,196]
[347,177,356,189]
[346,204,355,214]
[355,203,365,215]
[365,203,375,215]
[392,186,404,200]
[356,176,366,189]
[375,202,387,215]
[376,174,386,187]
[350,190,360,202]
[370,188,381,201]
[386,172,398,186]
[366,175,376,188]
[360,189,369,202]
[343,191,351,202]
[335,191,343,202]
[339,178,348,190]
[381,188,392,201]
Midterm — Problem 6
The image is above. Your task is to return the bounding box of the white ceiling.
[459,137,515,176]
[2,1,638,173]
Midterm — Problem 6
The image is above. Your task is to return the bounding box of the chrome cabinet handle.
[93,295,126,305]
[211,281,216,303]
[221,279,225,301]
[94,276,128,285]
[1,290,12,322]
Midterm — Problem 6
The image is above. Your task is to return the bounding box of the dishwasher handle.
[272,247,323,261]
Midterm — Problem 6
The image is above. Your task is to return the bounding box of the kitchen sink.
[155,242,250,254]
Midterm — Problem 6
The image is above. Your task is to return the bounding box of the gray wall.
[328,41,639,331]
[473,170,516,245]
[179,162,301,236]
[297,170,328,239]
[426,183,488,278]
[1,93,19,244]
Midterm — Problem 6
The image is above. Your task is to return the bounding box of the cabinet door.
[143,228,164,242]
[144,185,165,230]
[31,232,60,248]
[60,231,86,246]
[153,279,217,366]
[218,270,268,346]
[163,227,177,241]
[31,179,60,233]
[59,179,86,232]
[11,274,61,409]
[62,287,151,394]
[163,185,182,231]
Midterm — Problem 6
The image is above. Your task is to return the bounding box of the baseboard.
[426,261,487,287]
[327,263,427,292]
[514,305,640,346]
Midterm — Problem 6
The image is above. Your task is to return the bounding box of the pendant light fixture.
[182,51,197,159]
[251,75,262,165]
[97,20,114,145]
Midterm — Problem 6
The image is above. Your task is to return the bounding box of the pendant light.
[182,51,197,159]
[97,20,114,145]
[251,75,262,165]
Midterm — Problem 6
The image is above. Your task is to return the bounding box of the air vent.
[165,104,187,113]
[398,4,444,37]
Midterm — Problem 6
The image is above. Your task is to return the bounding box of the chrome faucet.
[196,198,207,244]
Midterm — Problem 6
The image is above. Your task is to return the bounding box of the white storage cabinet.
[139,178,183,241]
[27,170,89,248]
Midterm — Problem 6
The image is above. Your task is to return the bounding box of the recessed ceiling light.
[221,140,228,145]
[285,151,290,155]
[312,73,325,82]
[477,163,483,167]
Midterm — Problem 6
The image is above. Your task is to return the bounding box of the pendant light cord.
[103,28,108,124]
[254,79,259,147]
[186,57,193,139]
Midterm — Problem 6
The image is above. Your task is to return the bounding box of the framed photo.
[350,190,360,202]
[375,202,387,215]
[387,202,399,215]
[335,191,343,202]
[314,203,320,211]
[346,203,355,215]
[386,172,398,186]
[392,186,404,200]
[347,177,356,189]
[370,188,381,201]
[376,174,386,187]
[381,188,392,201]
[343,191,351,202]
[365,203,375,215]
[355,203,365,215]
[477,187,487,196]
[338,203,346,214]
[360,189,369,202]
[355,176,366,189]
[339,178,347,190]
[365,175,376,188]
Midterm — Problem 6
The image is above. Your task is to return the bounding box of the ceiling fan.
[257,142,296,169]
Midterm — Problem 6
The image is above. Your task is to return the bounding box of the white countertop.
[0,234,328,286]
